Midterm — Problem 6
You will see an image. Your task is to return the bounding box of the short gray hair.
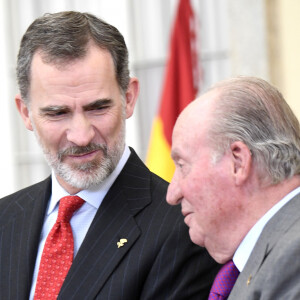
[209,76,300,184]
[16,11,130,103]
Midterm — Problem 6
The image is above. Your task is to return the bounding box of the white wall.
[0,0,16,196]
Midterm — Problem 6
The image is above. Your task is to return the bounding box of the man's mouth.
[68,150,99,158]
[181,209,190,217]
[58,143,107,161]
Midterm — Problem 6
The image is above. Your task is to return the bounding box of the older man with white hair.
[167,76,300,299]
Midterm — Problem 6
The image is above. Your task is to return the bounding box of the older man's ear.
[230,141,252,186]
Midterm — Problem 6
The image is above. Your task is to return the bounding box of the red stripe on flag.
[159,0,200,146]
[146,0,200,181]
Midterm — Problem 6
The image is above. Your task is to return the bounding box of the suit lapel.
[0,177,51,299]
[231,193,300,295]
[59,149,152,299]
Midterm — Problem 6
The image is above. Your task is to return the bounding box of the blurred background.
[0,0,299,197]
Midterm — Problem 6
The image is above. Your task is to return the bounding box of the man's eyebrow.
[38,99,113,113]
[83,99,113,110]
[39,105,70,113]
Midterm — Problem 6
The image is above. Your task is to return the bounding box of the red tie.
[34,196,85,300]
[208,260,240,300]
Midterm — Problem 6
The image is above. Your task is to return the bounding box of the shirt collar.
[233,186,300,272]
[47,146,131,215]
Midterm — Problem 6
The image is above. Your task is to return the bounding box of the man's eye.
[93,106,109,111]
[175,161,184,169]
[52,111,65,116]
[87,106,110,113]
[44,111,67,118]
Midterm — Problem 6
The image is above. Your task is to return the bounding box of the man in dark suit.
[167,76,300,299]
[0,11,220,299]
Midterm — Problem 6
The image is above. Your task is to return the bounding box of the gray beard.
[47,142,124,190]
[33,123,125,191]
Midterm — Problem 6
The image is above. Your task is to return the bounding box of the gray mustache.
[58,143,107,160]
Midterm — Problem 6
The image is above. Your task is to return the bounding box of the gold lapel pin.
[117,238,128,248]
[247,275,252,286]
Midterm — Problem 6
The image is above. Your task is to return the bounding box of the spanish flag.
[146,0,200,182]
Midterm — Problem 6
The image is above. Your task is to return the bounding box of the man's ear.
[125,77,139,119]
[230,141,252,186]
[15,95,33,131]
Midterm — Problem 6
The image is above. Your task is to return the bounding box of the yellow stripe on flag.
[146,117,175,182]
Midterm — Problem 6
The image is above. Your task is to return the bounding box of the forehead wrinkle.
[30,46,117,100]
[171,92,219,163]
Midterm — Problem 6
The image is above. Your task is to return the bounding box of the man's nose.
[66,114,95,146]
[166,172,183,206]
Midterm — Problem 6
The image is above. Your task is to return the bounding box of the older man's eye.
[175,161,184,169]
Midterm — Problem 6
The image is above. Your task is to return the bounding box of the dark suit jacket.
[229,193,300,300]
[0,148,220,299]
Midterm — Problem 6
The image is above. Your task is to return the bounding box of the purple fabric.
[208,260,239,300]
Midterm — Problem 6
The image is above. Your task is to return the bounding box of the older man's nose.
[166,173,183,205]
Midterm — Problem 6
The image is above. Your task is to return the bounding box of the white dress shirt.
[29,146,130,299]
[233,186,300,272]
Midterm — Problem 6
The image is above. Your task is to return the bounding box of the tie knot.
[57,195,85,223]
[209,260,240,299]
